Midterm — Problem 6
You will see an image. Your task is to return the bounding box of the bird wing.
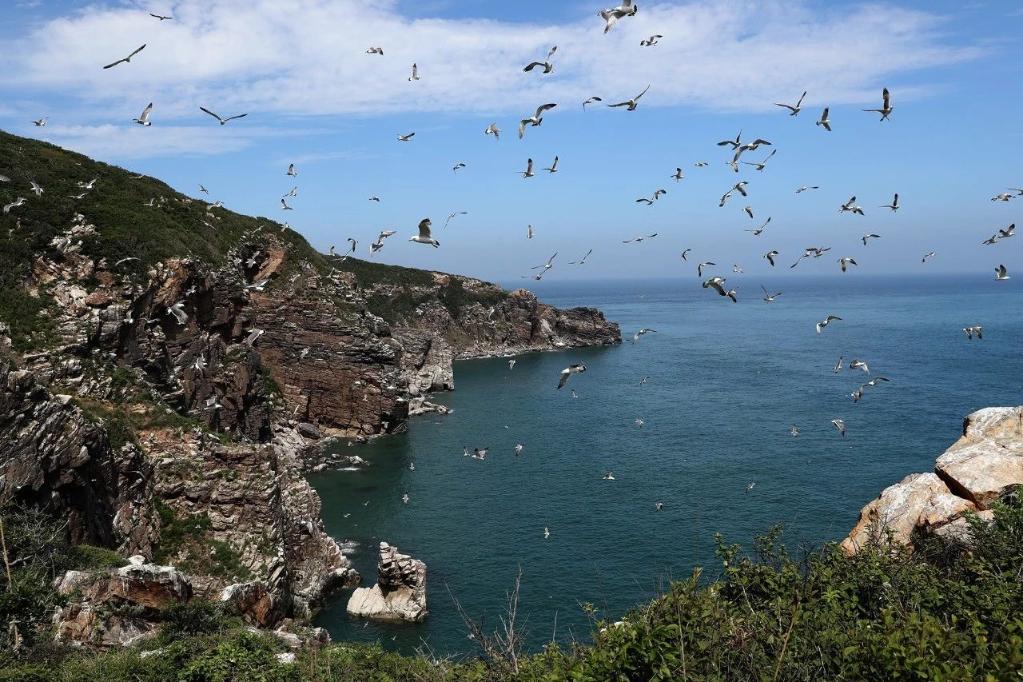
[418,220,432,238]
[129,44,146,59]
[633,84,651,101]
[535,103,557,118]
[223,113,248,122]
[547,45,558,59]
[523,62,543,72]
[199,107,224,123]
[796,91,807,107]
[607,100,630,108]
[882,88,891,109]
[518,119,529,139]
[557,369,570,389]
[139,102,153,121]
[102,57,126,69]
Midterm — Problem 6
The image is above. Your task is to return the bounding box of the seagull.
[789,425,800,438]
[29,181,43,197]
[816,107,831,131]
[632,328,657,343]
[839,196,865,215]
[761,286,782,303]
[998,224,1016,239]
[774,91,807,116]
[717,130,744,150]
[200,107,247,125]
[795,186,820,194]
[863,88,893,120]
[132,102,152,126]
[2,197,26,214]
[635,189,666,205]
[583,96,603,109]
[283,186,298,198]
[991,193,1014,202]
[623,233,658,243]
[408,63,420,81]
[524,46,557,74]
[286,164,298,177]
[520,158,535,178]
[742,149,776,172]
[862,233,881,246]
[368,196,381,202]
[697,261,715,277]
[671,168,684,182]
[514,443,524,455]
[245,279,269,292]
[544,526,550,539]
[838,257,858,273]
[763,250,779,267]
[680,248,692,262]
[397,132,415,142]
[922,251,935,263]
[531,252,558,280]
[102,44,146,69]
[816,315,842,334]
[694,161,709,167]
[484,123,501,139]
[634,418,645,427]
[402,493,410,505]
[243,328,265,346]
[569,249,593,265]
[639,35,663,47]
[746,217,771,236]
[199,184,209,195]
[519,103,557,138]
[408,218,439,248]
[280,198,293,210]
[655,502,664,511]
[366,47,384,55]
[995,264,1011,280]
[831,419,847,437]
[703,276,737,302]
[863,377,890,388]
[982,233,1000,246]
[600,0,638,33]
[509,360,517,370]
[452,162,466,173]
[963,325,983,340]
[602,471,616,480]
[833,356,844,373]
[732,264,744,274]
[167,302,188,326]
[557,363,586,389]
[150,13,173,20]
[571,390,579,399]
[443,211,467,228]
[527,225,534,239]
[32,117,47,127]
[850,359,870,373]
[880,193,900,212]
[608,85,650,111]
[544,156,559,173]
[204,396,223,411]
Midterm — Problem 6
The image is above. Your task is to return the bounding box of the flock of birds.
[5,3,1020,526]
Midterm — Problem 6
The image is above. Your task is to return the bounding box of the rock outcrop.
[346,542,428,623]
[842,407,1023,554]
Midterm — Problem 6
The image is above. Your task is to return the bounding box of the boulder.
[220,581,285,627]
[346,542,427,623]
[934,407,1023,508]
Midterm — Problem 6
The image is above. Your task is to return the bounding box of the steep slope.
[0,129,619,637]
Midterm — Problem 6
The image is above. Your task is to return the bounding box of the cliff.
[0,129,620,642]
[842,406,1023,553]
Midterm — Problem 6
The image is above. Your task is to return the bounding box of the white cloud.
[1,0,979,155]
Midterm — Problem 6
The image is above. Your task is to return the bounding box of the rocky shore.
[842,406,1023,553]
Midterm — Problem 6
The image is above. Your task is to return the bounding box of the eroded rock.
[347,542,427,623]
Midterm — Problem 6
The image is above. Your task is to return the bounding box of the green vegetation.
[3,497,1022,680]
[151,502,251,582]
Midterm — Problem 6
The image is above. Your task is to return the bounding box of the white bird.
[608,85,650,111]
[999,224,1016,239]
[697,261,715,277]
[745,481,756,493]
[583,96,603,109]
[962,325,983,340]
[199,184,209,195]
[680,249,692,262]
[408,63,421,81]
[995,264,1011,280]
[524,46,557,74]
[402,493,410,504]
[635,189,666,205]
[527,224,534,239]
[881,193,900,212]
[789,425,800,438]
[243,328,265,346]
[397,132,415,142]
[133,102,153,126]
[838,257,858,273]
[602,471,616,480]
[774,91,807,116]
[816,107,831,131]
[634,418,645,428]
[795,186,820,194]
[514,443,523,455]
[863,88,893,120]
[557,364,586,390]
[287,164,298,177]
[671,168,684,182]
[102,44,146,69]
[167,302,188,326]
[409,218,439,247]
[632,328,657,343]
[484,123,501,139]
[831,419,847,437]
[742,149,777,172]
[521,158,535,178]
[531,252,558,280]
[366,46,384,55]
[2,197,26,214]
[600,0,638,33]
[519,103,557,139]
[542,156,560,174]
[732,264,744,273]
[763,250,779,267]
[623,233,658,243]
[703,276,737,302]
[839,196,865,215]
[452,162,466,173]
[29,181,43,197]
[200,107,247,125]
[569,249,593,265]
[862,233,881,246]
[816,315,842,334]
[833,356,844,373]
[746,217,771,236]
[849,359,870,373]
[761,286,782,303]
[922,251,936,263]
[655,502,664,511]
[991,193,1014,202]
[544,526,550,539]
[280,198,293,210]
[639,34,663,47]
[32,117,47,127]
[509,360,517,370]
[443,211,467,228]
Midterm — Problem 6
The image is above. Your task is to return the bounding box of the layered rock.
[842,407,1023,554]
[347,542,428,623]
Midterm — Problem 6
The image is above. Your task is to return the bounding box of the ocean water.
[309,274,1022,656]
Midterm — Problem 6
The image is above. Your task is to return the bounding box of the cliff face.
[842,407,1023,553]
[0,130,620,637]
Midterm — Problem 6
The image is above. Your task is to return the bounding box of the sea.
[308,274,1022,656]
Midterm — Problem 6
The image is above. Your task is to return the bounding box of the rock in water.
[346,542,427,622]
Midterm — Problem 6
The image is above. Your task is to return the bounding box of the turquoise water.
[309,274,1022,655]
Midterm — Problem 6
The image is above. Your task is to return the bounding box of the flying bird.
[839,196,865,215]
[680,248,692,262]
[2,197,26,214]
[995,264,1010,280]
[608,85,650,111]
[484,123,501,139]
[849,359,870,373]
[443,211,467,228]
[671,168,684,182]
[199,107,248,125]
[831,419,847,437]
[102,44,146,69]
[452,162,466,173]
[623,233,658,243]
[408,63,420,81]
[816,315,842,334]
[639,35,663,47]
[557,363,586,389]
[963,326,983,340]
[409,218,439,247]
[583,96,603,109]
[519,103,557,138]
[746,217,771,236]
[881,193,900,212]
[774,91,807,116]
[521,158,535,178]
[795,186,820,194]
[544,156,559,173]
[600,0,638,33]
[833,356,844,373]
[569,249,593,265]
[862,233,881,246]
[287,164,298,177]
[531,252,558,280]
[742,149,777,172]
[133,102,153,126]
[32,117,47,127]
[922,251,936,263]
[150,13,173,20]
[838,257,858,272]
[697,261,715,277]
[366,47,384,55]
[763,250,779,266]
[524,46,557,73]
[397,132,415,142]
[761,286,782,303]
[280,198,293,210]
[703,276,737,302]
[863,88,893,120]
[632,328,657,343]
[816,107,831,131]
[29,181,44,197]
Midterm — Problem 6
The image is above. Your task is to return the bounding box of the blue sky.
[1,0,1021,282]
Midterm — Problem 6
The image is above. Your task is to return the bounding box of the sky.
[1,0,1021,283]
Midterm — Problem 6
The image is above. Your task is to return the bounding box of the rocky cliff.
[0,129,620,640]
[842,406,1023,553]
